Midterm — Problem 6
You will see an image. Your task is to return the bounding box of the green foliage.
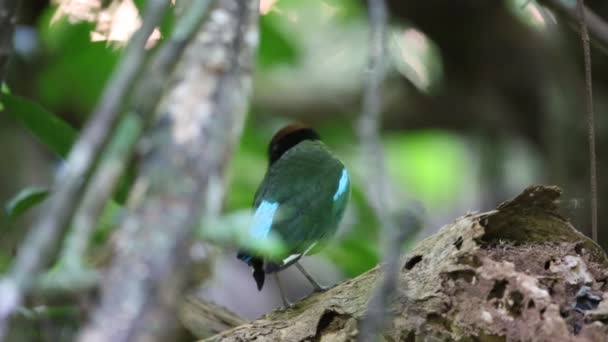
[1,93,77,158]
[225,122,268,210]
[258,15,299,69]
[276,0,364,22]
[199,210,287,259]
[385,130,471,207]
[91,200,123,247]
[1,100,139,221]
[5,187,50,221]
[37,13,119,115]
[323,182,381,276]
[134,0,176,38]
[324,237,378,277]
[323,0,364,22]
[100,113,143,203]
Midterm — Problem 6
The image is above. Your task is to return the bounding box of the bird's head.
[268,124,320,165]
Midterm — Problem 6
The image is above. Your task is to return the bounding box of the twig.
[539,0,608,51]
[58,0,214,271]
[0,0,20,83]
[0,1,168,339]
[77,0,259,341]
[356,0,409,340]
[576,0,598,243]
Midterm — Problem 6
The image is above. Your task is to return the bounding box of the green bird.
[237,124,350,306]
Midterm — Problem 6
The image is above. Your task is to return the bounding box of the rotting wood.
[195,186,608,341]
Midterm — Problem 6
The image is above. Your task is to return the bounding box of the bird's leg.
[294,261,327,292]
[274,273,292,309]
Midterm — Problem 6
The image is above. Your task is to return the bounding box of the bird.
[237,123,350,307]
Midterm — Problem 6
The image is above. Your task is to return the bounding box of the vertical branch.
[576,0,598,243]
[356,0,414,340]
[539,0,608,50]
[358,0,389,229]
[0,0,20,83]
[0,1,168,339]
[78,1,259,341]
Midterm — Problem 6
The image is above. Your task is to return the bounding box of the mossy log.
[194,186,608,341]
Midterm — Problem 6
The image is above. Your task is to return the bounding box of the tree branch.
[179,294,246,339]
[0,0,20,83]
[77,1,259,341]
[576,0,598,244]
[539,0,608,50]
[356,0,416,340]
[0,1,168,339]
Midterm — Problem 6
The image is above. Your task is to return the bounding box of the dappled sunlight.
[260,0,280,15]
[51,0,161,46]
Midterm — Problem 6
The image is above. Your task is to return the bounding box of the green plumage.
[253,140,350,257]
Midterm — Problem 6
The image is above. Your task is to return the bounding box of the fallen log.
[196,186,608,341]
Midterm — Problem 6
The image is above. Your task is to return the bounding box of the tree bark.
[198,186,608,341]
[78,1,259,341]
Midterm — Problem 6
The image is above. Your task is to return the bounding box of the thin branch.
[0,0,20,83]
[0,1,168,339]
[576,0,598,243]
[180,294,246,339]
[77,0,259,341]
[539,0,608,51]
[356,0,409,340]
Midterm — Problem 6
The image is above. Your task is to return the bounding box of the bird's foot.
[312,283,335,293]
[279,299,294,310]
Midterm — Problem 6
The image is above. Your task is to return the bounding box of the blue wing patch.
[333,168,349,201]
[250,200,279,239]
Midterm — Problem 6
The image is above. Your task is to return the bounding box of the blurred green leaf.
[1,93,77,158]
[321,0,364,22]
[160,3,175,38]
[258,15,299,68]
[226,120,268,210]
[92,200,122,246]
[133,0,145,12]
[100,113,142,203]
[2,94,136,204]
[38,14,119,114]
[18,305,79,320]
[5,187,49,221]
[199,210,287,258]
[325,237,378,277]
[385,131,470,207]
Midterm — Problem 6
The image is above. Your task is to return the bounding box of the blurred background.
[1,0,607,339]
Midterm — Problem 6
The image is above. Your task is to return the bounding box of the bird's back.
[251,140,349,256]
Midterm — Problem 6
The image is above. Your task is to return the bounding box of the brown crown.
[270,123,313,147]
[267,123,320,164]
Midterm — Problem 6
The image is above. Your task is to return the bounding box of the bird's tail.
[237,250,265,291]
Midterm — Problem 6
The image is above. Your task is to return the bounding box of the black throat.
[268,128,320,165]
